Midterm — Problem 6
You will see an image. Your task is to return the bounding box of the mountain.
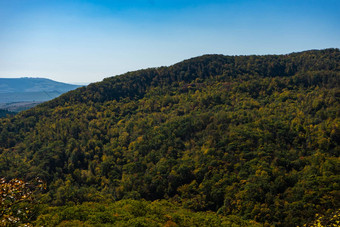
[0,77,82,93]
[0,49,339,226]
[0,77,82,112]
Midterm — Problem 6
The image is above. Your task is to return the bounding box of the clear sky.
[0,0,339,84]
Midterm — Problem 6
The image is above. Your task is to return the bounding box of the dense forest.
[0,49,339,226]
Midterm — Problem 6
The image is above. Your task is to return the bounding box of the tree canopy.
[0,49,339,226]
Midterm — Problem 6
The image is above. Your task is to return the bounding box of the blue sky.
[0,0,339,83]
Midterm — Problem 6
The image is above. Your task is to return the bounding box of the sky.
[0,0,339,84]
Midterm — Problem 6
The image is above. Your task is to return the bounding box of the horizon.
[1,0,339,83]
[0,76,89,85]
[1,48,337,84]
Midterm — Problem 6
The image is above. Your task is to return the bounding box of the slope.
[0,49,339,226]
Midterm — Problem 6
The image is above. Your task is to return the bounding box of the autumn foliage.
[0,49,339,226]
[0,178,45,226]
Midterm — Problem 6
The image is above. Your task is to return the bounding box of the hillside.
[0,78,82,112]
[0,49,339,226]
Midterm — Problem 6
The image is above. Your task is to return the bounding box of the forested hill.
[45,48,338,107]
[0,49,339,226]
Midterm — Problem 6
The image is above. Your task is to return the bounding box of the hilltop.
[0,49,339,226]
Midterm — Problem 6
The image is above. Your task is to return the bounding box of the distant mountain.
[0,77,82,111]
[0,77,81,93]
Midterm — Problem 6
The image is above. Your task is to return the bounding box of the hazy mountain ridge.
[0,77,82,111]
[0,49,339,226]
[0,77,80,93]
